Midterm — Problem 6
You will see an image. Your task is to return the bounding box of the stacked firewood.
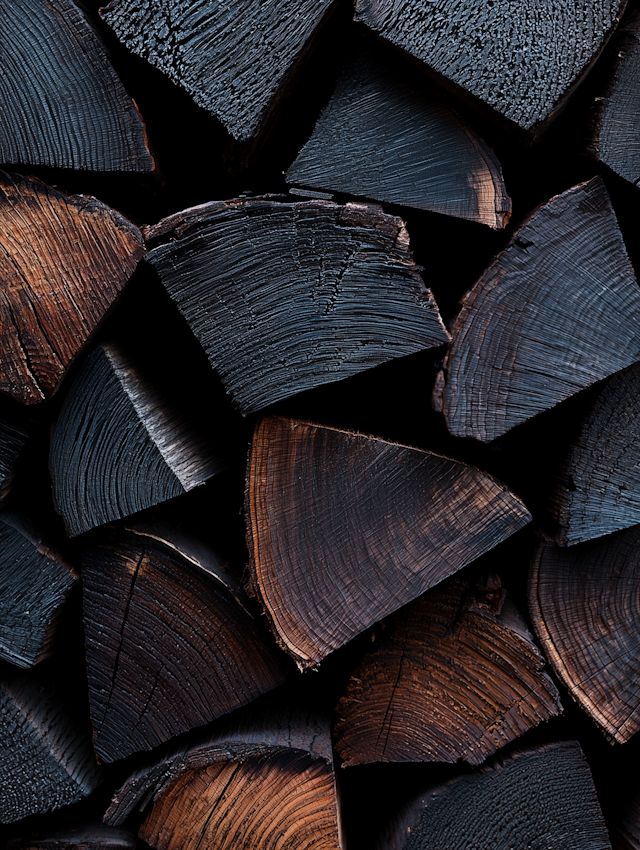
[3,1,640,849]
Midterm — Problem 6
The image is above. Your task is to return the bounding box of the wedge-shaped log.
[4,824,138,850]
[0,513,76,668]
[377,742,611,850]
[287,43,511,228]
[335,573,561,766]
[146,197,449,414]
[83,523,287,763]
[0,406,31,505]
[247,417,531,668]
[101,0,337,144]
[50,342,228,536]
[0,173,144,405]
[355,0,626,137]
[105,705,343,850]
[0,675,100,824]
[434,178,640,442]
[0,0,153,171]
[530,532,640,743]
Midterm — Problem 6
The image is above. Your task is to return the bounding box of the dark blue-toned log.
[101,0,337,146]
[0,0,153,172]
[145,197,449,415]
[377,742,611,850]
[4,824,139,850]
[530,531,640,744]
[286,42,510,228]
[434,178,640,442]
[334,574,561,767]
[82,522,287,763]
[246,416,531,668]
[0,405,31,506]
[0,513,76,669]
[355,0,627,137]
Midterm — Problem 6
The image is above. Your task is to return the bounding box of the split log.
[354,0,626,137]
[434,177,640,442]
[1,0,153,172]
[101,0,337,145]
[246,416,531,668]
[0,172,144,405]
[610,779,640,850]
[377,741,611,850]
[145,197,449,415]
[334,573,562,767]
[0,512,77,669]
[49,341,228,536]
[286,42,510,228]
[530,531,640,743]
[0,675,100,824]
[0,406,31,505]
[82,522,287,763]
[105,705,342,850]
[4,824,138,850]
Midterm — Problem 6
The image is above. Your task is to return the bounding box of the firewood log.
[0,172,144,405]
[0,512,76,669]
[0,675,100,824]
[1,0,153,172]
[286,41,511,228]
[0,406,32,506]
[434,177,640,442]
[377,741,611,850]
[610,779,640,850]
[246,416,531,669]
[49,341,228,536]
[100,0,337,146]
[4,823,138,850]
[334,573,562,767]
[105,704,342,850]
[145,197,449,415]
[354,0,627,137]
[530,531,640,744]
[82,522,287,763]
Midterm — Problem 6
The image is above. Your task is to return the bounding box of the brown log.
[434,177,640,442]
[246,416,531,668]
[0,172,144,405]
[334,573,562,766]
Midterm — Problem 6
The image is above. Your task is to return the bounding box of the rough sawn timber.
[246,416,531,668]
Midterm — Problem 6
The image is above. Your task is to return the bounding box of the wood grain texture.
[247,417,531,668]
[434,177,640,442]
[101,0,336,143]
[49,342,227,536]
[82,523,287,763]
[334,574,561,766]
[377,742,611,850]
[0,676,100,824]
[0,0,153,171]
[0,408,31,505]
[530,532,640,744]
[4,824,138,850]
[355,0,626,135]
[0,513,77,669]
[0,172,144,405]
[286,43,510,228]
[146,197,449,415]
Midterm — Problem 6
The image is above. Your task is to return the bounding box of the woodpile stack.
[3,1,640,849]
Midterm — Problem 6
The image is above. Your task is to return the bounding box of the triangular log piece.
[246,416,531,668]
[530,531,640,743]
[0,172,144,405]
[0,512,77,669]
[1,0,153,171]
[334,573,562,766]
[145,197,449,415]
[104,705,343,850]
[0,407,31,505]
[434,177,640,442]
[551,362,640,546]
[377,742,611,850]
[0,675,101,824]
[49,342,228,536]
[82,522,287,763]
[590,9,640,186]
[4,823,138,850]
[354,0,626,137]
[101,0,337,145]
[286,43,511,228]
